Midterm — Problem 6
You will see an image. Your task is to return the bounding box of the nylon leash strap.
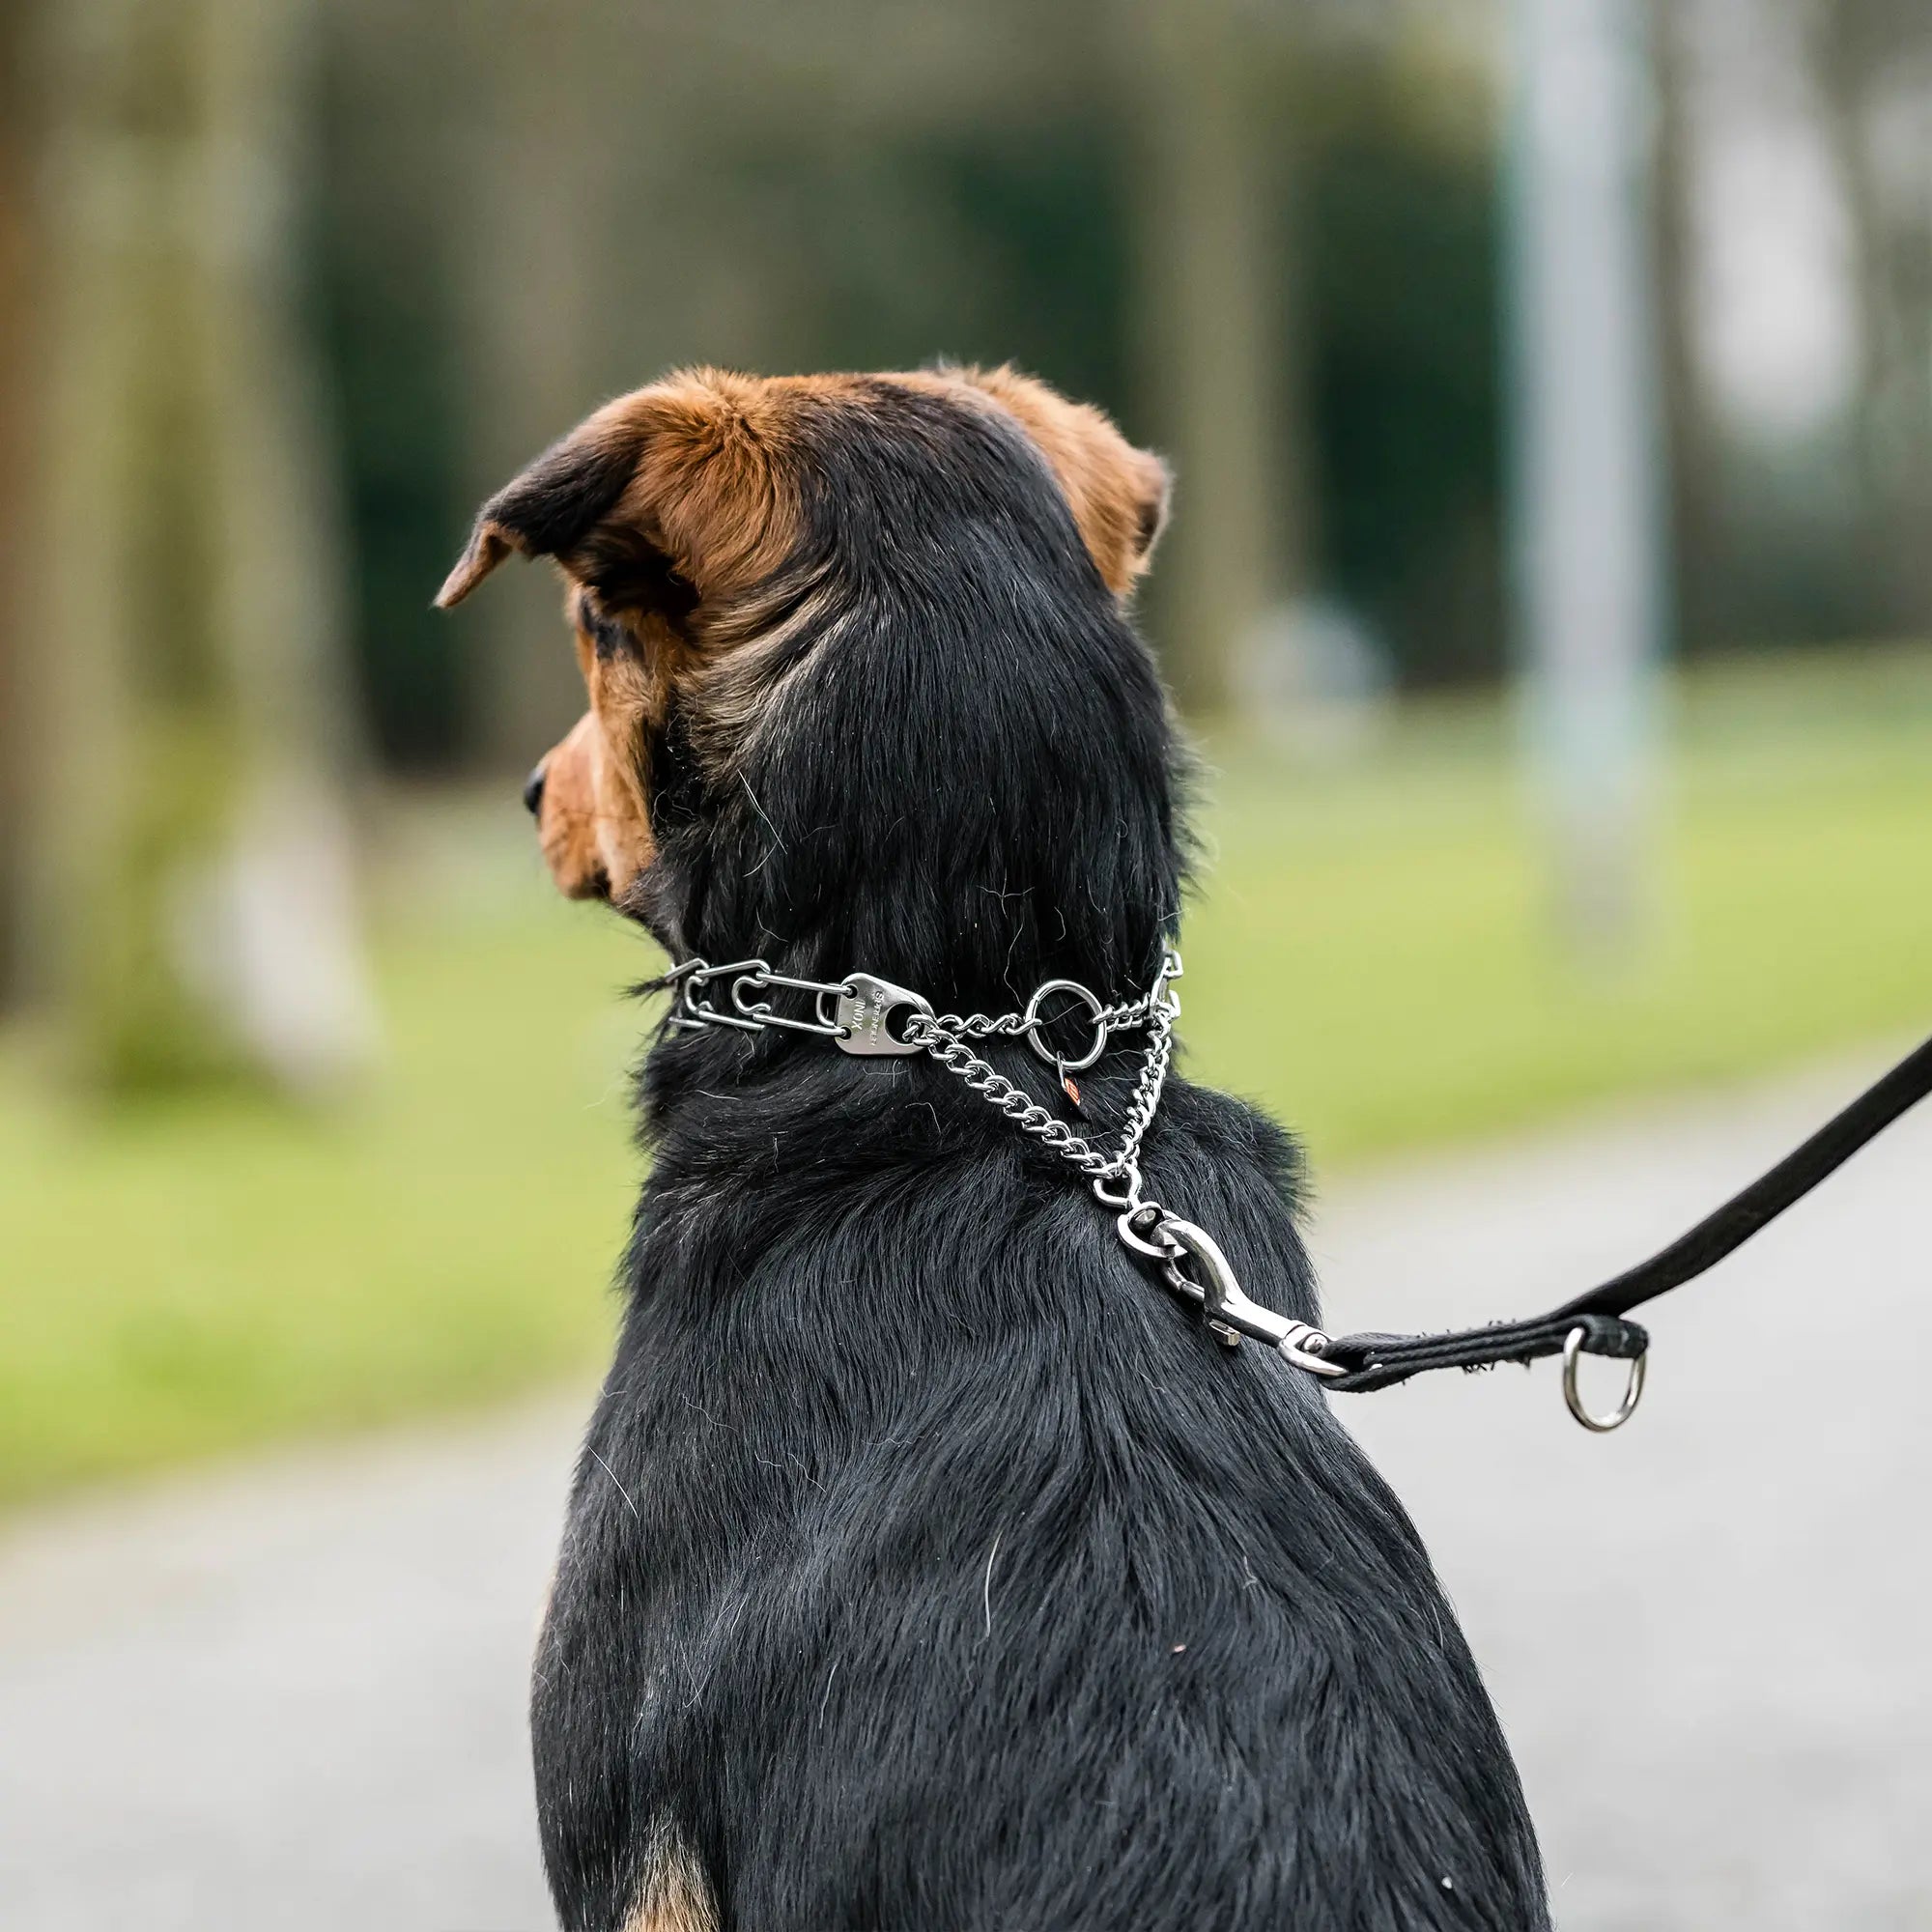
[660,951,1932,1433]
[1320,1032,1932,1405]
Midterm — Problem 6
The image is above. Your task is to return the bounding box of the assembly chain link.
[664,949,1181,1200]
[899,997,1175,1199]
[659,948,1341,1378]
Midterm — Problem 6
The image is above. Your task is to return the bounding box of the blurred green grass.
[1188,644,1932,1157]
[2,646,1927,1502]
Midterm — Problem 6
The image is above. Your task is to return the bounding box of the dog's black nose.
[522,762,547,817]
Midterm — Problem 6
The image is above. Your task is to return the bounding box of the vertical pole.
[1507,0,1667,959]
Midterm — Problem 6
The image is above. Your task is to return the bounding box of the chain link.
[658,946,1340,1376]
[924,988,1164,1042]
[900,993,1174,1193]
[666,949,1179,1192]
[867,986,1338,1376]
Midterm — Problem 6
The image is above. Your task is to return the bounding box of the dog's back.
[443,363,1549,1930]
[534,1064,1547,1931]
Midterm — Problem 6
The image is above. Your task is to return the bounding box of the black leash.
[661,951,1930,1431]
[1322,1034,1932,1406]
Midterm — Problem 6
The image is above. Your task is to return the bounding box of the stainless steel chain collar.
[661,949,1342,1378]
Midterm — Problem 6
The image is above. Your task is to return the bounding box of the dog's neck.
[626,386,1190,1009]
[634,746,1185,1016]
[632,625,1187,1018]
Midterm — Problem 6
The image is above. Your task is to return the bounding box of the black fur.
[479,433,698,622]
[484,431,638,557]
[532,383,1550,1930]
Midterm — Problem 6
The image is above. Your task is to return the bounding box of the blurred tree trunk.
[0,0,34,1007]
[1125,0,1304,721]
[31,0,372,1094]
[1652,0,1720,651]
[455,11,615,773]
[1808,0,1932,636]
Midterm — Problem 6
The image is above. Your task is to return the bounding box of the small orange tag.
[1062,1074,1082,1109]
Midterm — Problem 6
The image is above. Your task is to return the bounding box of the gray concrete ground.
[2,1046,1927,1930]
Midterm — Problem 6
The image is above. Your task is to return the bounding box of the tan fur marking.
[682,583,841,779]
[597,367,809,605]
[532,711,616,897]
[621,1820,720,1932]
[433,524,513,608]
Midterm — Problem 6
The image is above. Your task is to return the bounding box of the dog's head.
[438,366,1180,1002]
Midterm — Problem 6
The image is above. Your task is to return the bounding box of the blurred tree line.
[318,0,1514,761]
[2,0,1930,1089]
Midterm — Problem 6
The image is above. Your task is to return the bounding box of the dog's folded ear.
[435,420,643,610]
[435,375,795,621]
[1130,451,1173,566]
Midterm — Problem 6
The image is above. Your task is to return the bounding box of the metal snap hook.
[1151,948,1183,1018]
[1562,1325,1647,1433]
[1115,1199,1182,1263]
[1156,1215,1345,1378]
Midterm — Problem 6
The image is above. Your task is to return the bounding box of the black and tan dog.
[439,366,1548,1931]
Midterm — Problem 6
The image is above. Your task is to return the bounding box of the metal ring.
[1022,980,1109,1073]
[1562,1326,1647,1433]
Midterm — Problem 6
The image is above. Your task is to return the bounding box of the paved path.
[1321,1051,1932,1931]
[2,1047,1927,1930]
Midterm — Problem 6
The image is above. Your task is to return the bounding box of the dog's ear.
[435,421,643,609]
[435,375,796,621]
[1062,434,1173,596]
[941,365,1173,598]
[1128,450,1173,568]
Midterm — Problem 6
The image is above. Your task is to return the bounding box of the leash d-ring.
[1562,1325,1646,1433]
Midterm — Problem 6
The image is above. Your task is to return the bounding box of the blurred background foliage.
[317,0,1517,758]
[1,0,1928,1498]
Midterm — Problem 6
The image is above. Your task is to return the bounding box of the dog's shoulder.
[537,1070,1545,1931]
